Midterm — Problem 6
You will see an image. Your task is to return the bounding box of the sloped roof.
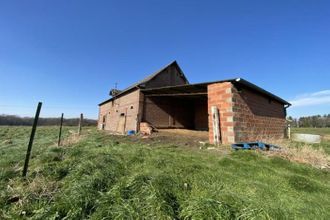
[99,61,188,105]
[141,78,291,106]
[99,62,290,107]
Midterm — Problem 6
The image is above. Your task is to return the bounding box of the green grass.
[292,127,330,136]
[292,127,330,155]
[1,126,330,219]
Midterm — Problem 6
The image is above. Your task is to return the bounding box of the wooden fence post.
[78,113,83,136]
[22,102,42,177]
[287,123,291,139]
[211,106,221,146]
[58,113,64,146]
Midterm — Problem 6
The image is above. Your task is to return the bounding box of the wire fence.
[0,103,98,126]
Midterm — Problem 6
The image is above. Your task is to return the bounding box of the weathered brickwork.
[98,89,141,133]
[231,85,286,142]
[207,82,286,144]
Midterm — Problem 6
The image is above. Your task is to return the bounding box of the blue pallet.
[127,130,136,135]
[231,142,279,151]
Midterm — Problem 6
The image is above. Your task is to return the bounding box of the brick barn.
[98,61,291,144]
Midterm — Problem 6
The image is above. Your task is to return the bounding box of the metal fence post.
[22,102,42,177]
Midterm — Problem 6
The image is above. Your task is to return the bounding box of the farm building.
[98,61,291,144]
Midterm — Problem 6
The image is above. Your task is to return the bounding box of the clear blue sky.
[0,0,329,119]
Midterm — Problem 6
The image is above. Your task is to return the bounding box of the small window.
[130,106,134,109]
[120,113,125,116]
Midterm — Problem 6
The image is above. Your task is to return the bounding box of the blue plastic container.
[127,130,135,135]
[231,142,279,151]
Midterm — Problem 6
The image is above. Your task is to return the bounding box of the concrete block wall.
[208,82,235,144]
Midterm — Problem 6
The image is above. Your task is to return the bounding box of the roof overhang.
[99,77,291,107]
[140,78,291,106]
[233,78,291,106]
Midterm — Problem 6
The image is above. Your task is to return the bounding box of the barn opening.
[141,84,208,131]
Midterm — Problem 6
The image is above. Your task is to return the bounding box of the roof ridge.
[135,60,178,86]
[99,60,184,105]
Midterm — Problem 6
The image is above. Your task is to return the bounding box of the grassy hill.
[1,126,329,219]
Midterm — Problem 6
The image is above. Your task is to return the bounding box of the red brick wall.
[207,82,286,144]
[208,82,235,144]
[232,85,286,142]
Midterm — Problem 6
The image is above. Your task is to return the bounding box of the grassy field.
[292,127,330,155]
[0,126,330,219]
[292,127,330,136]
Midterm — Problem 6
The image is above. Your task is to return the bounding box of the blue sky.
[0,0,329,119]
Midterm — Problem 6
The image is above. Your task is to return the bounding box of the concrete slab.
[292,133,321,144]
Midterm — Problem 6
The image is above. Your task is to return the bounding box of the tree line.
[288,114,330,128]
[0,114,97,126]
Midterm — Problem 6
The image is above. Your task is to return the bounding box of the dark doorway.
[142,95,208,131]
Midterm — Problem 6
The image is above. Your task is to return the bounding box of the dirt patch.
[157,129,209,139]
[323,135,330,141]
[100,129,233,154]
[124,129,229,155]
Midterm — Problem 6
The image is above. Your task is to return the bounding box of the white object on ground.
[292,133,321,144]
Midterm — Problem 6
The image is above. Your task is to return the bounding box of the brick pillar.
[208,82,235,144]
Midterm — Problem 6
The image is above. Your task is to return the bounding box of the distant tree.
[0,115,97,126]
[288,114,330,128]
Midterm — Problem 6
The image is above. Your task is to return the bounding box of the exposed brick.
[232,84,286,142]
[207,82,235,144]
[208,82,286,145]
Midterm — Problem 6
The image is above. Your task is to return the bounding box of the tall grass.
[0,126,330,219]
